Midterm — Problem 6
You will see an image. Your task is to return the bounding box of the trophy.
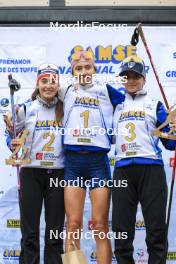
[5,129,32,166]
[152,105,176,140]
[4,74,31,166]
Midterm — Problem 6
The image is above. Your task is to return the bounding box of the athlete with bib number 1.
[59,50,125,264]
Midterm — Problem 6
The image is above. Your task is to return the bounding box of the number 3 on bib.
[125,122,136,142]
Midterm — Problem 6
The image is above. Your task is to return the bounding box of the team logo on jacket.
[75,97,100,106]
[98,92,106,97]
[119,111,145,121]
[136,249,145,258]
[29,112,36,117]
[88,220,94,230]
[145,104,153,110]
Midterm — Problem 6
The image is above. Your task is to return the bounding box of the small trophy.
[5,129,32,166]
[152,105,176,140]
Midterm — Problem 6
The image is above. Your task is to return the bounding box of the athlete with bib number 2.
[5,64,65,264]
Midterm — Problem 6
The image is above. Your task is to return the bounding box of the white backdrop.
[0,26,176,264]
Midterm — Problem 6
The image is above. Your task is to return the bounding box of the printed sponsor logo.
[126,151,137,156]
[109,157,115,166]
[0,98,9,113]
[77,138,91,143]
[40,161,54,167]
[73,129,80,137]
[36,153,43,160]
[44,153,59,160]
[98,92,106,97]
[90,251,97,261]
[170,157,176,167]
[135,220,146,230]
[88,220,94,230]
[7,219,20,228]
[121,144,126,152]
[3,250,20,260]
[0,98,9,107]
[167,252,176,260]
[134,249,148,263]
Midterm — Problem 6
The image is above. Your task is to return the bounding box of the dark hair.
[31,86,63,123]
[31,87,39,101]
[55,98,64,124]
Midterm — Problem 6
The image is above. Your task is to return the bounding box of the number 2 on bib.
[42,132,55,152]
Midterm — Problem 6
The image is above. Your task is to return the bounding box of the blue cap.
[119,56,146,78]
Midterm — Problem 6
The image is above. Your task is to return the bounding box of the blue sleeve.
[5,130,12,151]
[156,101,176,151]
[106,84,125,106]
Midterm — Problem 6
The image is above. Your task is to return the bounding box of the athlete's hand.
[3,105,19,133]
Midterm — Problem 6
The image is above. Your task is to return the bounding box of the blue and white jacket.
[113,90,176,167]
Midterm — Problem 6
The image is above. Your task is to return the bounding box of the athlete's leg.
[138,165,168,264]
[64,151,87,251]
[88,152,112,264]
[64,186,86,251]
[112,166,138,264]
[90,187,112,264]
[44,169,65,264]
[19,167,43,264]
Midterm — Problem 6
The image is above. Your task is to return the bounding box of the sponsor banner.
[0,26,176,264]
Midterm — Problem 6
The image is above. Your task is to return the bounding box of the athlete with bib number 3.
[112,55,176,264]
